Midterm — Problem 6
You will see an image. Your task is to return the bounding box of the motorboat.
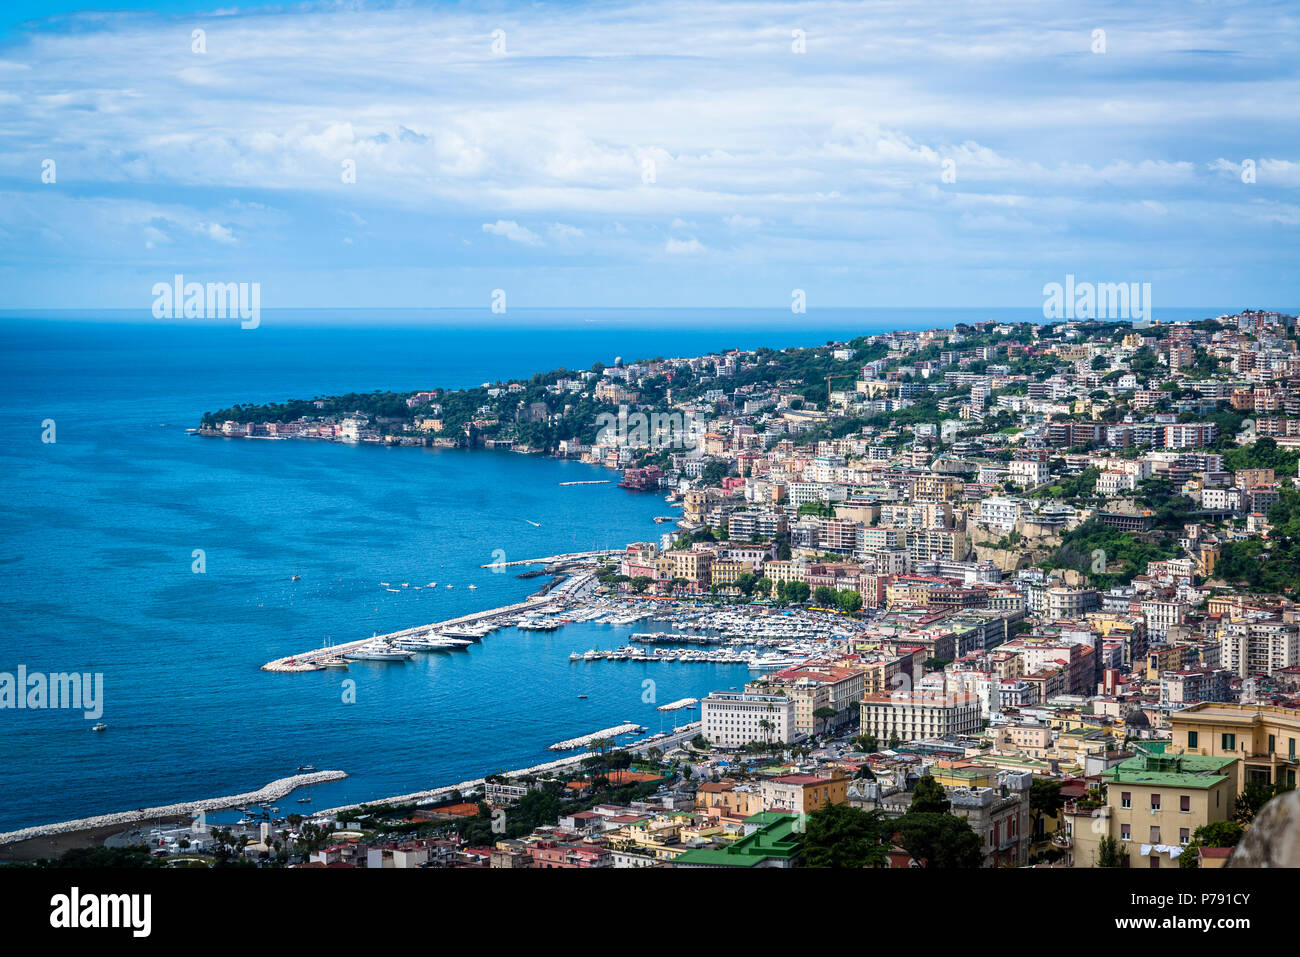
[344,642,414,662]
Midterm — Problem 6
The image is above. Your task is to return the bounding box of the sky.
[0,0,1297,312]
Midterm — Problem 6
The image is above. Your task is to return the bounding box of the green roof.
[1101,751,1236,789]
[674,812,801,867]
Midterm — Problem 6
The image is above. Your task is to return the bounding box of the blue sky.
[0,0,1296,311]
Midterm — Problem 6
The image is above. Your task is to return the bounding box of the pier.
[657,698,698,712]
[548,723,645,751]
[479,548,620,569]
[0,771,347,847]
[262,599,544,672]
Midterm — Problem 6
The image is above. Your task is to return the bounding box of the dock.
[557,480,610,486]
[479,548,620,569]
[262,599,544,672]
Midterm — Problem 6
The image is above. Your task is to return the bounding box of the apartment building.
[1067,748,1237,869]
[1220,615,1300,677]
[759,771,849,816]
[859,691,982,742]
[1169,702,1300,792]
[701,692,797,747]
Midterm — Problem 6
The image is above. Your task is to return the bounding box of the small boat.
[297,798,312,804]
[386,588,401,593]
[578,694,588,699]
[291,574,301,581]
[427,582,437,587]
[91,722,107,732]
[296,765,317,772]
[379,582,390,587]
[445,584,454,588]
[468,584,478,590]
[525,520,541,527]
[401,583,410,588]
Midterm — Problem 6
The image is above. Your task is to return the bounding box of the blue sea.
[0,307,1236,830]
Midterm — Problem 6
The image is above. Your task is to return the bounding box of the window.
[1121,791,1131,809]
[1222,733,1236,751]
[1150,854,1160,868]
[1150,794,1161,811]
[1150,826,1161,844]
[1120,823,1130,841]
[1180,795,1190,813]
[1180,828,1190,845]
[1291,738,1296,760]
[1268,734,1276,754]
[1187,731,1198,749]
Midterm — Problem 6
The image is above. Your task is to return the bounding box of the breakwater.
[0,770,347,846]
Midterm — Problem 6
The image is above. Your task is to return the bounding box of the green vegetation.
[1215,487,1300,595]
[1043,518,1178,588]
[1178,820,1245,868]
[1033,467,1099,502]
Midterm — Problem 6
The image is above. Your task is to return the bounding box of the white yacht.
[344,642,414,662]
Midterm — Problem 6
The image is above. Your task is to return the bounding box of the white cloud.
[482,220,542,245]
[666,237,705,255]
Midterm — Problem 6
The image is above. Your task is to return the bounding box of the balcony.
[1062,799,1106,817]
[1051,832,1073,850]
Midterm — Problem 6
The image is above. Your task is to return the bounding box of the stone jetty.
[0,770,347,846]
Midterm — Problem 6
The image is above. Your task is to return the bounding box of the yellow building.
[930,761,994,789]
[694,780,763,820]
[710,560,745,590]
[1067,747,1237,869]
[1169,702,1300,792]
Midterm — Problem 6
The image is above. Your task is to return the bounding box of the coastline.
[0,770,347,851]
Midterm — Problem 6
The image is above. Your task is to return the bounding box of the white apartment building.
[1141,599,1188,641]
[859,692,982,742]
[979,496,1026,531]
[1008,459,1050,488]
[701,692,797,747]
[1221,617,1300,677]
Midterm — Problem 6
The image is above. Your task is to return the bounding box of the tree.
[813,585,836,607]
[896,813,983,868]
[1179,820,1245,868]
[910,774,950,814]
[836,589,862,614]
[813,706,837,735]
[1234,779,1293,824]
[1096,835,1127,868]
[801,803,890,868]
[1028,779,1065,841]
[754,576,774,599]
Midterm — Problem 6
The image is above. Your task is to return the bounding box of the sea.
[0,306,1236,831]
